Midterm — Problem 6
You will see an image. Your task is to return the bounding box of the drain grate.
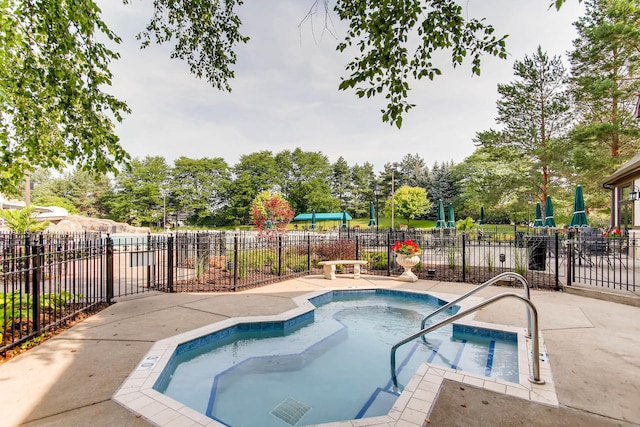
[270,397,311,426]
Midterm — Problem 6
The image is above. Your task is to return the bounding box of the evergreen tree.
[568,0,640,173]
[350,162,377,218]
[400,154,430,189]
[428,161,457,218]
[331,157,352,210]
[480,47,572,209]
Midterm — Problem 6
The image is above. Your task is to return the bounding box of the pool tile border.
[112,288,557,427]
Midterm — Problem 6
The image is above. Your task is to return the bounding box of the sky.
[98,1,586,172]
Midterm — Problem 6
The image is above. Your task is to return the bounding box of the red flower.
[391,239,421,255]
[606,227,621,237]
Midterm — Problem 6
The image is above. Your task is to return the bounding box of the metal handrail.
[421,272,533,338]
[390,292,545,390]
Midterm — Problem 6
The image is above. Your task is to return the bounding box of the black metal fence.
[341,228,566,289]
[2,228,637,353]
[1,232,108,353]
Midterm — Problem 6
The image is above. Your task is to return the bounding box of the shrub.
[515,249,527,277]
[363,251,388,270]
[315,240,357,260]
[287,260,308,273]
[485,252,494,272]
[447,247,458,269]
[456,216,477,232]
[1,291,81,337]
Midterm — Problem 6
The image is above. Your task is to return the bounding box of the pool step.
[422,329,519,383]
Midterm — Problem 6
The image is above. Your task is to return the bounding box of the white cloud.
[98,0,585,171]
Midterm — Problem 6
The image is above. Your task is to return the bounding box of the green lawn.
[202,218,529,233]
[349,216,435,229]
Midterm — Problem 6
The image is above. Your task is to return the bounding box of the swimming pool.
[152,290,518,426]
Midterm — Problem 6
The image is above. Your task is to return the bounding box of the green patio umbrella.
[435,199,447,228]
[479,206,485,225]
[368,201,377,227]
[533,202,543,227]
[570,185,589,227]
[342,210,347,228]
[543,195,556,227]
[311,210,317,230]
[447,203,456,228]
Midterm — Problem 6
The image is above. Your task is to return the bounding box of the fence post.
[307,235,311,274]
[355,236,359,260]
[167,235,174,293]
[24,233,31,294]
[566,230,573,287]
[106,235,114,302]
[277,235,283,277]
[554,232,560,291]
[387,232,391,277]
[146,233,152,288]
[233,236,239,292]
[31,243,42,334]
[462,233,466,283]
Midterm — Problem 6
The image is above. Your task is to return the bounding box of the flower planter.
[396,254,421,282]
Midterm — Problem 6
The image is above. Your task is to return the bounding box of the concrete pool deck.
[1,275,639,426]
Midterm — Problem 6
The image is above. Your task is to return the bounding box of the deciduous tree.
[131,0,508,129]
[226,151,280,225]
[104,156,170,225]
[250,191,294,234]
[0,0,130,195]
[385,185,431,227]
[170,157,230,226]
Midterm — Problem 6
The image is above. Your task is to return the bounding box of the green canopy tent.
[447,203,456,228]
[342,210,348,228]
[533,202,543,227]
[368,201,376,227]
[435,199,447,228]
[479,206,485,225]
[293,211,354,229]
[570,185,589,228]
[543,196,556,227]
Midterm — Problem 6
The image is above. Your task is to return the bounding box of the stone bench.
[317,260,368,280]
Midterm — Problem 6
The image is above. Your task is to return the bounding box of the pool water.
[155,290,518,427]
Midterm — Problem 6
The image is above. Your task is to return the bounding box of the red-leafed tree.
[250,191,294,234]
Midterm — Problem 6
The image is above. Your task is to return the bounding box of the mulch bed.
[0,303,109,365]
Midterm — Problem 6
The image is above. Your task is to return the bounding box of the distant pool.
[154,290,519,426]
[107,234,153,247]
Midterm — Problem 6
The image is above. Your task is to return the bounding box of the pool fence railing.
[1,228,637,353]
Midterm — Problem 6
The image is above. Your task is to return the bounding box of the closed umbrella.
[342,210,347,228]
[368,201,376,227]
[479,207,485,225]
[435,199,447,228]
[543,196,556,227]
[311,210,317,230]
[570,185,589,227]
[265,212,273,229]
[447,203,456,228]
[533,202,543,227]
